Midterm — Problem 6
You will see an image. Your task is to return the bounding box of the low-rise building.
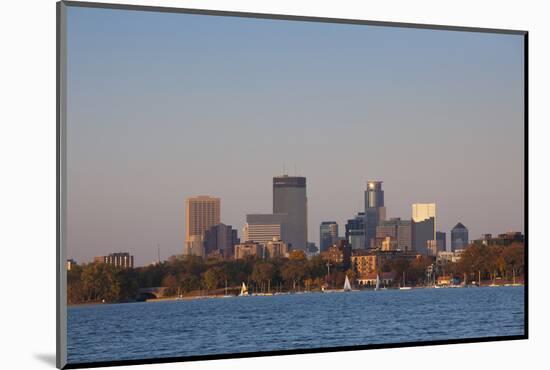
[474,231,524,246]
[234,241,263,259]
[94,252,134,269]
[321,240,351,270]
[356,272,396,287]
[66,259,77,271]
[265,237,288,258]
[184,235,205,257]
[351,250,378,276]
[351,249,422,278]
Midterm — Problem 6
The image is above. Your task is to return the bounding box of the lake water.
[67,286,525,364]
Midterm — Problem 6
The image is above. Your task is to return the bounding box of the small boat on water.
[343,275,352,292]
[239,282,249,296]
[374,274,381,291]
[322,275,354,293]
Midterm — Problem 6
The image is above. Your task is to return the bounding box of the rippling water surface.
[67,286,524,364]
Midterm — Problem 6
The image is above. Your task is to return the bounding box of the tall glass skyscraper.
[184,195,221,256]
[412,203,436,255]
[320,221,339,252]
[364,181,386,248]
[451,222,469,251]
[345,212,365,250]
[273,175,307,250]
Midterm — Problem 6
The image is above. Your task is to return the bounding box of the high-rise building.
[376,218,413,251]
[436,231,447,251]
[185,196,220,255]
[345,213,366,250]
[364,181,386,248]
[427,232,446,256]
[273,175,308,250]
[203,223,240,258]
[243,213,286,245]
[320,221,339,252]
[412,203,436,255]
[451,223,469,251]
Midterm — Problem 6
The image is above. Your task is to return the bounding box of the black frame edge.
[60,0,527,35]
[57,1,68,369]
[63,335,528,369]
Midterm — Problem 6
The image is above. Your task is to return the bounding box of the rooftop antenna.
[283,162,286,175]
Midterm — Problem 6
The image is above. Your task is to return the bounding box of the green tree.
[251,261,276,293]
[202,266,223,291]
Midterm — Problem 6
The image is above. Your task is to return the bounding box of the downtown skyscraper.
[184,196,221,256]
[273,175,308,251]
[364,181,386,248]
[451,222,469,251]
[412,203,436,255]
[320,221,339,252]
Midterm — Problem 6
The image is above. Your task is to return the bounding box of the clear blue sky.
[66,6,524,266]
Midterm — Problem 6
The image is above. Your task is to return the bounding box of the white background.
[0,0,547,369]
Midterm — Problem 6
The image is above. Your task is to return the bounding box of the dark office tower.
[345,212,366,250]
[203,223,240,259]
[273,175,308,251]
[436,231,446,252]
[320,221,339,252]
[364,181,386,248]
[451,222,469,251]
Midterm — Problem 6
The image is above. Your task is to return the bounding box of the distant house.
[356,272,396,287]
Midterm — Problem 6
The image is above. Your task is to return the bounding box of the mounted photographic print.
[57,1,528,368]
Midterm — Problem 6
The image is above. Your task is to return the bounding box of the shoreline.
[67,283,524,307]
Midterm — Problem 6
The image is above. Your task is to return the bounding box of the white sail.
[343,275,352,292]
[239,282,249,296]
[375,274,380,291]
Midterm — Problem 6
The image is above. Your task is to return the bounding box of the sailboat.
[239,282,249,296]
[399,271,411,290]
[374,274,380,291]
[343,275,352,292]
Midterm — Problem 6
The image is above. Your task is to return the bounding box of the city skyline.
[70,174,520,265]
[66,7,524,266]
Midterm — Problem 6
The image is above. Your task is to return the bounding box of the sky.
[66,6,525,266]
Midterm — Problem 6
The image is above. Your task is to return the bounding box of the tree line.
[440,242,524,283]
[67,243,524,304]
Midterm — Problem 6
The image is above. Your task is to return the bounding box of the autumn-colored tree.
[281,260,306,290]
[288,250,306,261]
[178,272,200,293]
[161,274,178,296]
[345,268,357,284]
